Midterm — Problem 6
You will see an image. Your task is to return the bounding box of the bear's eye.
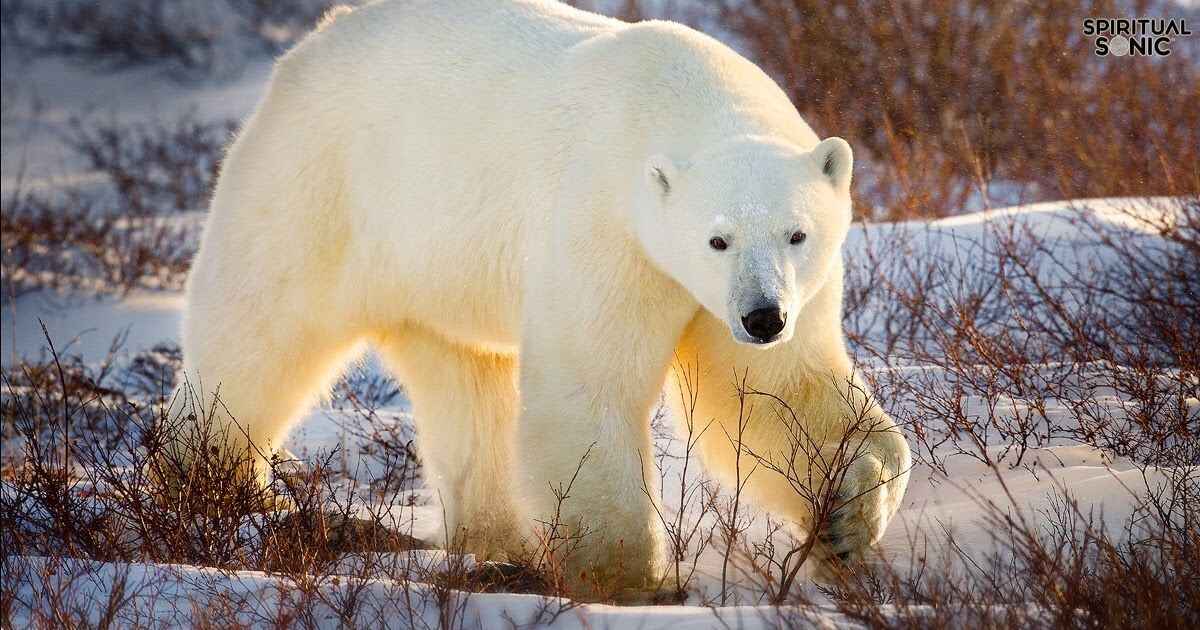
[789,231,807,245]
[709,237,729,251]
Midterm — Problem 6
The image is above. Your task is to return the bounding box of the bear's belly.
[349,229,524,354]
[405,281,522,354]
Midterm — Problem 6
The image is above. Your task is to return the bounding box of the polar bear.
[179,0,910,594]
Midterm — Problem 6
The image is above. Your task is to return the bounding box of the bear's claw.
[811,459,894,581]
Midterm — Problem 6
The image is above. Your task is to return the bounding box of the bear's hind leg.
[177,308,362,487]
[374,328,522,560]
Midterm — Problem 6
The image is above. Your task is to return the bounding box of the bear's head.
[634,135,853,347]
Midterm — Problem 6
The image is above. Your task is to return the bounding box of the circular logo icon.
[1109,35,1130,56]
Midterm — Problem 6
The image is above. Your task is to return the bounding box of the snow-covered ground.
[3,16,1194,630]
[4,202,1181,613]
[6,207,1186,626]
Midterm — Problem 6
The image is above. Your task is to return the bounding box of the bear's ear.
[645,154,678,198]
[814,137,853,191]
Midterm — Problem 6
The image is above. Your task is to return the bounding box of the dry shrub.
[512,443,619,601]
[227,0,351,53]
[0,328,133,456]
[693,0,1200,218]
[0,191,198,296]
[66,115,236,217]
[813,195,1197,625]
[4,196,1196,621]
[681,373,912,607]
[0,328,424,576]
[845,198,1198,471]
[1,0,243,72]
[0,327,565,627]
[668,197,1197,621]
[1,115,233,297]
[641,362,719,603]
[326,356,422,494]
[812,466,1199,629]
[0,0,346,71]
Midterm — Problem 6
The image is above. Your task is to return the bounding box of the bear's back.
[284,0,621,82]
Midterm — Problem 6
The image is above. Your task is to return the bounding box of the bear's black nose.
[742,307,786,342]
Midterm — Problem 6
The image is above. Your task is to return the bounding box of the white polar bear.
[179,0,910,593]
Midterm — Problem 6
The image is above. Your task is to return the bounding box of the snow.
[1,44,271,197]
[2,19,1191,629]
[5,199,1182,625]
[8,556,860,629]
[2,291,184,366]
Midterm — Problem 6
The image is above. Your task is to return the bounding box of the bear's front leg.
[679,335,912,585]
[809,421,910,579]
[802,378,911,580]
[514,252,696,600]
[516,387,664,598]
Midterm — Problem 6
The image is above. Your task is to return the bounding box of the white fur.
[180,0,910,590]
